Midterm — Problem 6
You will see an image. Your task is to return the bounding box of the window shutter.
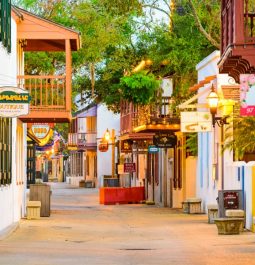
[0,0,11,53]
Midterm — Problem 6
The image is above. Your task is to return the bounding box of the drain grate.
[51,226,72,230]
[120,248,154,251]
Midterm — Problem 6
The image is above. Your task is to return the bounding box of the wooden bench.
[214,218,244,235]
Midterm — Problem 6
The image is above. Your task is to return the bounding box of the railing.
[221,0,255,52]
[68,133,77,146]
[68,132,97,148]
[245,13,255,42]
[17,75,66,109]
[132,97,179,128]
[77,132,97,148]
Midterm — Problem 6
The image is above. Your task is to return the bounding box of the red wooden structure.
[219,0,255,82]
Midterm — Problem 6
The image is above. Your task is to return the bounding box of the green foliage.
[120,71,160,105]
[224,116,255,160]
[15,0,221,113]
[186,133,198,156]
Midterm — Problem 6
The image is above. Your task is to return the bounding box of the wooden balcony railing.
[132,97,179,129]
[17,75,66,109]
[120,97,180,134]
[68,132,97,149]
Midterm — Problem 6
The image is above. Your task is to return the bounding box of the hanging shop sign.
[121,140,132,153]
[240,74,255,116]
[98,142,108,152]
[0,86,31,118]
[148,145,159,154]
[181,111,212,132]
[31,124,50,139]
[124,163,136,173]
[153,132,177,148]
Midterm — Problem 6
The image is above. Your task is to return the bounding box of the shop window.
[0,118,12,185]
[0,0,11,53]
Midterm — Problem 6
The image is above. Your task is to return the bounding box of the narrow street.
[0,183,255,265]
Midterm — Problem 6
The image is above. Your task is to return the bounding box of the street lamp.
[207,85,229,127]
[103,128,116,178]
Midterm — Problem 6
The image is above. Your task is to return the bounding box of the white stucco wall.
[97,104,120,187]
[0,18,26,233]
[196,51,236,211]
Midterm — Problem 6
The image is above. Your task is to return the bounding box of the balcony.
[219,0,255,82]
[68,132,97,150]
[17,75,71,122]
[13,6,80,123]
[120,97,180,140]
[132,97,180,133]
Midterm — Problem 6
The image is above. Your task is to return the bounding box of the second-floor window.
[0,0,11,53]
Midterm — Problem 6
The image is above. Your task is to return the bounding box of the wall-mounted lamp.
[103,128,116,178]
[104,128,111,142]
[207,86,229,127]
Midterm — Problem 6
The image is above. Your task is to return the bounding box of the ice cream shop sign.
[0,87,31,117]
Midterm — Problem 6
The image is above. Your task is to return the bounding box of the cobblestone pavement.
[0,183,255,265]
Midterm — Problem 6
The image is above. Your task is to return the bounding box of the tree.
[224,116,255,160]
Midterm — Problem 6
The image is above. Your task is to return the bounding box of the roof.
[12,6,81,51]
[189,75,216,92]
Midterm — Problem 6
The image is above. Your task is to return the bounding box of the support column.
[111,129,115,178]
[65,39,72,112]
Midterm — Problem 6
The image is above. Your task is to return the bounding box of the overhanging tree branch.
[188,0,220,49]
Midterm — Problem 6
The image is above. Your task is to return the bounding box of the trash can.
[29,184,51,217]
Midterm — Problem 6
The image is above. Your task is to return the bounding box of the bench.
[27,201,41,220]
[214,218,244,235]
[207,204,218,224]
[225,209,245,232]
[182,198,202,214]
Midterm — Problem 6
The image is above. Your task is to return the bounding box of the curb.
[0,222,20,241]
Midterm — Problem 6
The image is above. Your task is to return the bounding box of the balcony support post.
[65,39,72,112]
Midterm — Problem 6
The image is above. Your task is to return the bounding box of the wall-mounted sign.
[223,192,239,209]
[98,142,108,152]
[31,124,50,139]
[0,87,31,117]
[148,145,159,153]
[124,163,136,173]
[181,111,212,132]
[240,74,255,116]
[153,133,177,148]
[121,140,132,153]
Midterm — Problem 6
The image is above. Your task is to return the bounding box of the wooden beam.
[65,39,72,112]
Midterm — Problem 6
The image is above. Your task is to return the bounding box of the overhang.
[12,6,80,51]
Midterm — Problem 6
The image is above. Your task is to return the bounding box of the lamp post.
[104,128,115,178]
[207,85,229,127]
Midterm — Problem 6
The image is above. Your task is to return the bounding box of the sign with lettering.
[240,74,255,116]
[124,163,136,173]
[148,145,159,153]
[0,87,31,117]
[153,132,177,148]
[31,124,50,139]
[181,111,212,132]
[223,191,239,209]
[121,140,132,153]
[98,142,108,152]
